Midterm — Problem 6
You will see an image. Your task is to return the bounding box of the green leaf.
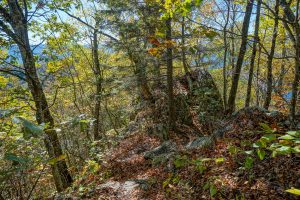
[203,182,210,190]
[195,0,203,6]
[209,184,217,197]
[174,155,188,168]
[253,140,267,148]
[215,157,225,164]
[286,188,300,195]
[244,156,253,170]
[163,176,172,188]
[228,145,240,154]
[48,154,67,165]
[278,134,295,140]
[261,134,276,142]
[292,146,300,153]
[244,150,254,155]
[201,158,212,162]
[4,153,29,164]
[287,131,300,138]
[13,117,44,140]
[294,139,300,144]
[0,108,17,118]
[259,123,274,133]
[257,149,266,160]
[276,146,292,154]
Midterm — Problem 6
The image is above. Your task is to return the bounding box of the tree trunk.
[227,0,254,113]
[6,0,72,192]
[277,39,286,95]
[264,0,280,110]
[230,3,237,74]
[245,0,261,107]
[166,17,175,132]
[181,17,189,74]
[222,1,231,109]
[280,0,300,122]
[256,44,262,106]
[92,27,103,140]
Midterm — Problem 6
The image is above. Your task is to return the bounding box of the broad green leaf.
[13,117,44,140]
[174,155,188,168]
[276,146,292,154]
[294,139,300,144]
[195,0,203,6]
[215,157,225,164]
[287,131,300,138]
[286,188,300,195]
[257,149,266,160]
[228,145,240,154]
[261,134,276,142]
[4,153,29,164]
[48,154,67,165]
[259,123,274,133]
[203,182,210,190]
[292,146,300,153]
[201,158,212,162]
[253,140,267,148]
[244,156,253,170]
[0,108,17,118]
[209,184,217,197]
[244,150,254,155]
[278,134,295,140]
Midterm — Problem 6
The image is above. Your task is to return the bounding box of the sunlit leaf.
[286,188,300,195]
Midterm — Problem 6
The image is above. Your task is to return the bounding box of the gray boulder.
[144,141,177,160]
[185,136,214,150]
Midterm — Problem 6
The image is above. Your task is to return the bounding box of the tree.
[245,0,262,107]
[264,0,280,110]
[227,0,254,113]
[279,0,300,122]
[222,0,231,109]
[0,1,72,192]
[166,17,176,132]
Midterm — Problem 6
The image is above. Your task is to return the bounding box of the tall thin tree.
[245,0,262,107]
[227,0,254,113]
[264,0,280,109]
[166,17,175,132]
[0,1,72,191]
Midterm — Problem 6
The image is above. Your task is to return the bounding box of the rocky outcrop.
[180,69,224,122]
[144,141,177,160]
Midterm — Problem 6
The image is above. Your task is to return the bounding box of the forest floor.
[57,107,300,200]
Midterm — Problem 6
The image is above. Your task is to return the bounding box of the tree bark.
[227,0,254,113]
[264,0,280,110]
[280,0,300,122]
[92,26,103,140]
[2,0,72,192]
[222,1,231,109]
[245,0,262,107]
[181,17,189,74]
[166,17,175,132]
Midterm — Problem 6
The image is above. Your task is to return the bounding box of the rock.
[186,69,224,121]
[232,106,268,117]
[122,181,140,196]
[148,123,168,140]
[97,181,140,199]
[54,194,79,200]
[186,136,214,150]
[130,179,151,190]
[267,110,281,118]
[97,181,121,191]
[144,141,177,160]
[126,121,139,133]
